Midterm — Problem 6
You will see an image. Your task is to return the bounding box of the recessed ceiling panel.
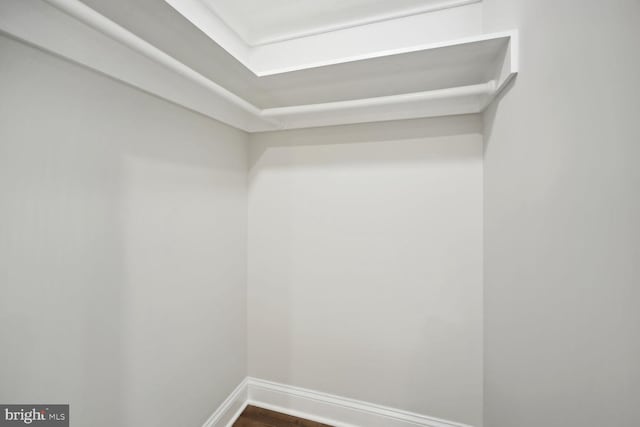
[204,0,466,45]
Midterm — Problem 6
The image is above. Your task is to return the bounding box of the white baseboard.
[203,376,474,427]
[202,378,248,427]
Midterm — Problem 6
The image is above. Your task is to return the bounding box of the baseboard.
[203,376,473,427]
[247,377,473,427]
[201,378,248,427]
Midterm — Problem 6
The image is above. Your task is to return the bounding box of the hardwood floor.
[233,405,333,427]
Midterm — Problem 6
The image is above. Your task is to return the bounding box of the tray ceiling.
[203,0,475,45]
[0,0,516,132]
[77,0,493,109]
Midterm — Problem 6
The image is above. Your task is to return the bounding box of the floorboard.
[233,405,333,427]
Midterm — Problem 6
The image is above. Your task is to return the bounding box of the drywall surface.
[248,116,484,426]
[0,36,248,427]
[482,1,640,427]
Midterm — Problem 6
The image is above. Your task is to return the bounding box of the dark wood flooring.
[233,405,333,427]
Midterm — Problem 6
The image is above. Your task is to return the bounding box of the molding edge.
[0,0,516,132]
[202,377,476,427]
[202,378,248,427]
[245,377,475,427]
[204,0,483,47]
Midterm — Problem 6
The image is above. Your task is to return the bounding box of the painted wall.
[0,36,248,427]
[482,1,640,426]
[248,116,484,426]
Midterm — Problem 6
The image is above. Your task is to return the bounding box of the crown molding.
[260,82,496,130]
[164,0,254,72]
[0,0,517,133]
[165,0,484,76]
[202,0,483,47]
[0,0,275,131]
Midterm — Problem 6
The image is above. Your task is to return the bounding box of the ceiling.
[204,0,464,45]
[79,0,262,101]
[250,38,503,107]
[5,0,513,131]
[78,0,491,108]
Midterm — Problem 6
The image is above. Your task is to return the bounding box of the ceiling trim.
[47,0,259,115]
[204,0,483,47]
[0,0,517,133]
[0,0,274,131]
[259,82,496,130]
[261,82,495,117]
[164,0,254,72]
[165,0,484,76]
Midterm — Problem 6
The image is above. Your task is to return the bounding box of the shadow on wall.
[249,114,484,170]
[0,35,248,427]
[482,75,517,155]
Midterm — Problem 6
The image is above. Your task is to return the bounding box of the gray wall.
[483,1,640,426]
[0,36,248,427]
[248,116,484,426]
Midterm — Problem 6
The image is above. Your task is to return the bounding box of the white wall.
[0,36,248,427]
[482,1,640,426]
[248,116,484,426]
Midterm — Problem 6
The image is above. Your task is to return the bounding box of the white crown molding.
[202,0,483,47]
[45,0,259,116]
[201,377,476,427]
[260,82,496,130]
[255,0,482,46]
[0,0,517,133]
[164,0,254,71]
[0,0,276,131]
[166,0,485,76]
